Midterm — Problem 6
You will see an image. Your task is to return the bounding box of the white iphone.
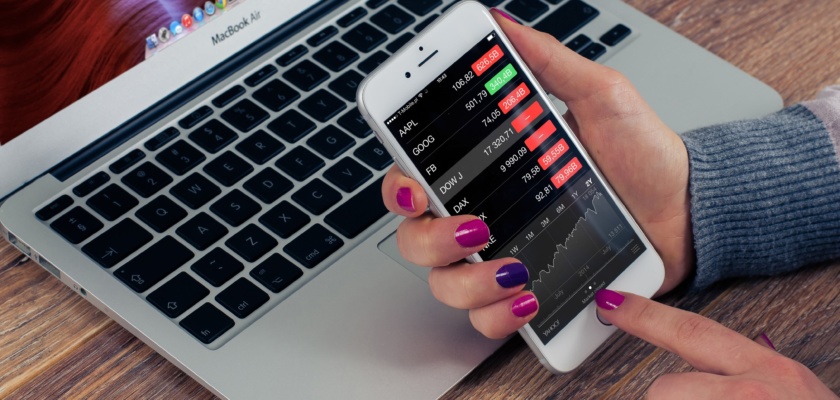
[357,1,664,373]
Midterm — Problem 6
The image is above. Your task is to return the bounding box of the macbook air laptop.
[0,0,781,398]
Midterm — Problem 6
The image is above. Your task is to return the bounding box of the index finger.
[594,290,771,376]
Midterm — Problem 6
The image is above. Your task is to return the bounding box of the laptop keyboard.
[33,0,632,347]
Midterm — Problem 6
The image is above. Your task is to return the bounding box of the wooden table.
[2,0,839,398]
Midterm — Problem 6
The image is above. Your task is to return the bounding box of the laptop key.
[211,189,262,227]
[275,146,325,181]
[329,70,364,103]
[386,32,414,53]
[244,168,293,203]
[566,34,592,52]
[136,196,188,233]
[180,303,234,344]
[215,278,269,319]
[179,105,214,129]
[601,24,631,46]
[82,219,152,268]
[533,0,600,42]
[222,99,269,133]
[225,224,277,262]
[212,85,245,108]
[338,108,372,138]
[204,151,254,186]
[177,212,229,251]
[307,25,338,47]
[355,138,394,170]
[251,254,303,293]
[357,50,389,74]
[267,109,316,143]
[323,157,373,192]
[236,129,285,165]
[170,173,221,209]
[109,149,146,174]
[283,60,329,91]
[122,162,174,198]
[36,195,73,221]
[337,7,368,28]
[259,201,310,239]
[144,127,180,151]
[147,272,210,318]
[414,14,439,33]
[398,0,441,16]
[325,177,387,238]
[87,184,139,221]
[50,207,103,244]
[307,125,355,159]
[276,44,308,67]
[371,5,415,34]
[115,236,194,292]
[284,224,344,269]
[299,89,346,122]
[189,119,239,153]
[73,171,111,197]
[477,0,505,7]
[244,64,278,87]
[157,140,206,176]
[365,0,387,9]
[506,0,549,23]
[252,79,300,112]
[292,179,342,215]
[314,41,359,72]
[342,22,387,53]
[580,42,606,61]
[192,248,244,287]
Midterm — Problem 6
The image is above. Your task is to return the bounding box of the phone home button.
[595,309,612,326]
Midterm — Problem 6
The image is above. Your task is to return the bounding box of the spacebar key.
[325,177,387,238]
[533,0,599,42]
[115,236,194,292]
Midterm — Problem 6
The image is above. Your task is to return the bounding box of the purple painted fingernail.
[491,8,520,24]
[761,332,777,351]
[594,289,625,311]
[396,187,415,212]
[512,294,538,317]
[454,219,490,248]
[496,263,529,288]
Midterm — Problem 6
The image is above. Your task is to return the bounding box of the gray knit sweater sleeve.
[682,86,840,288]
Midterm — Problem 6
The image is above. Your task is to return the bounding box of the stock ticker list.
[385,32,645,343]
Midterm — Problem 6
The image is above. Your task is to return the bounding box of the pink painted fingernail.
[396,187,415,212]
[761,332,777,351]
[512,294,538,317]
[595,289,625,311]
[454,219,490,248]
[491,8,520,24]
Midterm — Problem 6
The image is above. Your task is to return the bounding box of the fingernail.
[396,187,415,212]
[454,219,490,248]
[512,294,538,317]
[491,8,520,24]
[496,262,529,288]
[594,289,625,311]
[761,332,777,351]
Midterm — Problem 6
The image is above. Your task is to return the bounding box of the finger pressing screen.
[396,215,489,267]
[428,257,528,309]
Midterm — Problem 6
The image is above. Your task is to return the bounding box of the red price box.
[499,82,531,114]
[538,138,569,170]
[525,120,556,151]
[511,101,544,133]
[551,157,582,188]
[472,44,504,76]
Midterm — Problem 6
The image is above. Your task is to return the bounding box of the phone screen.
[383,31,645,345]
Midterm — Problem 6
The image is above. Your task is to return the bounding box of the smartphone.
[357,1,664,373]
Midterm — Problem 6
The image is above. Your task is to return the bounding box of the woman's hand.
[381,11,694,338]
[595,290,838,399]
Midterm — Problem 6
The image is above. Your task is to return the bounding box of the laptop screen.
[0,0,248,145]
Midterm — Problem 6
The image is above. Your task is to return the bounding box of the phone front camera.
[419,46,424,51]
[405,72,411,78]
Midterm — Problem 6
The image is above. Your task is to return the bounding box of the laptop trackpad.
[378,231,430,282]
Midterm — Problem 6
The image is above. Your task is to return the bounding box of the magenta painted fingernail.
[595,289,625,311]
[761,332,777,351]
[491,8,520,24]
[454,219,490,248]
[496,263,529,288]
[512,294,538,317]
[396,187,415,212]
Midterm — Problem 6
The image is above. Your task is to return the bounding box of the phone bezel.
[357,1,664,373]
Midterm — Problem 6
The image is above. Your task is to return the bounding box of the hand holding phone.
[359,2,690,372]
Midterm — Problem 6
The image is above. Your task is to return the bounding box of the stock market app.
[384,31,646,344]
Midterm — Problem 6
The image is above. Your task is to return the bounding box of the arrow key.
[147,272,210,318]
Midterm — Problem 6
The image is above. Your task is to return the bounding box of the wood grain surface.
[2,0,840,399]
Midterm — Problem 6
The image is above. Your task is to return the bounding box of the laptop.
[0,0,781,398]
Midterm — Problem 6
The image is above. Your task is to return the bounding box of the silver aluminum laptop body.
[0,0,781,398]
